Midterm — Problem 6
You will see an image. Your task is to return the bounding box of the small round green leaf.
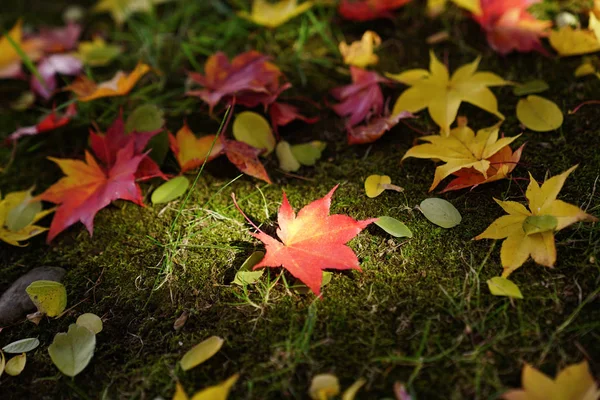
[516,95,564,132]
[180,336,224,371]
[151,176,190,205]
[232,111,275,155]
[512,80,549,96]
[374,216,413,238]
[5,191,42,232]
[5,353,26,376]
[487,277,523,299]
[290,141,326,166]
[275,141,301,172]
[26,280,67,317]
[522,215,558,235]
[48,324,96,377]
[76,313,103,334]
[2,338,40,354]
[419,198,461,228]
[232,251,266,286]
[125,104,164,133]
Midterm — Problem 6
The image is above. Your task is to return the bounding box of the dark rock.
[0,266,66,325]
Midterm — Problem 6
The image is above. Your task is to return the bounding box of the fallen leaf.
[152,176,190,204]
[549,13,600,56]
[427,0,481,17]
[173,311,189,331]
[342,378,367,400]
[512,79,549,96]
[365,174,391,198]
[2,338,40,354]
[516,95,564,132]
[48,324,96,377]
[180,336,224,371]
[241,185,376,295]
[232,251,266,286]
[487,276,523,299]
[8,103,77,142]
[475,166,598,276]
[66,62,150,101]
[338,0,413,21]
[39,142,146,242]
[502,361,600,400]
[0,190,53,246]
[388,51,508,134]
[339,31,381,68]
[31,54,83,99]
[26,280,67,317]
[76,313,103,334]
[346,110,412,144]
[419,198,462,228]
[574,61,598,77]
[331,67,390,127]
[94,0,172,25]
[473,0,551,55]
[374,216,413,238]
[224,140,272,183]
[269,102,319,134]
[309,374,340,399]
[290,141,327,166]
[5,353,26,376]
[168,124,224,173]
[5,188,43,232]
[125,104,165,133]
[0,20,43,79]
[0,351,4,378]
[76,37,121,66]
[276,141,301,172]
[238,0,313,28]
[36,22,81,53]
[402,122,519,191]
[232,111,276,155]
[189,374,239,400]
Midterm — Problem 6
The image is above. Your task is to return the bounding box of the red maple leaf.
[90,112,166,180]
[338,0,413,21]
[330,67,390,128]
[224,139,272,184]
[473,0,551,55]
[238,186,375,295]
[346,110,412,144]
[268,102,319,135]
[440,144,525,192]
[8,103,77,142]
[187,51,287,113]
[39,142,145,242]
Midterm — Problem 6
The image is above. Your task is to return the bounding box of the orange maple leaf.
[168,124,224,173]
[65,62,150,101]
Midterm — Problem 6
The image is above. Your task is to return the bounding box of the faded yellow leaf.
[0,190,54,247]
[339,31,381,68]
[549,19,600,57]
[238,0,313,28]
[516,95,564,132]
[5,353,26,376]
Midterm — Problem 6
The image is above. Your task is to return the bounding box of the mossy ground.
[1,1,599,399]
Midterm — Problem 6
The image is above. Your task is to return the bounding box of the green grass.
[1,1,599,399]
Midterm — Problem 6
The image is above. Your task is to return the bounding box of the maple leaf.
[39,142,145,242]
[168,124,224,173]
[0,190,54,246]
[187,51,287,114]
[36,22,82,53]
[268,102,319,135]
[502,361,600,400]
[0,20,43,79]
[331,67,390,128]
[440,143,524,192]
[346,110,412,145]
[549,12,600,57]
[8,103,77,142]
[402,122,520,191]
[473,0,551,55]
[387,50,508,135]
[31,54,83,99]
[65,62,150,102]
[475,166,598,277]
[224,140,271,184]
[90,112,166,180]
[339,31,381,68]
[94,0,172,26]
[338,0,413,21]
[238,0,313,28]
[241,186,375,295]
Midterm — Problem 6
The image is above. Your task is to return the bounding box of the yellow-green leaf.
[275,141,301,172]
[48,324,96,377]
[190,374,239,400]
[522,215,558,235]
[180,336,224,371]
[309,374,340,400]
[151,176,190,205]
[232,111,275,156]
[232,251,265,286]
[2,338,40,353]
[125,104,164,133]
[487,277,523,299]
[26,280,67,317]
[77,37,121,67]
[374,216,413,238]
[291,141,326,166]
[76,313,103,334]
[5,191,42,232]
[516,95,564,132]
[419,198,462,228]
[512,80,549,96]
[5,353,26,376]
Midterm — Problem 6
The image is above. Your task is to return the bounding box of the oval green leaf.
[180,336,224,371]
[125,104,165,133]
[364,175,391,198]
[419,198,462,228]
[512,80,549,96]
[2,338,40,354]
[522,215,558,235]
[290,141,326,166]
[5,353,26,376]
[26,280,67,317]
[487,276,523,299]
[151,176,190,205]
[5,192,42,232]
[374,216,413,238]
[48,324,96,377]
[232,111,275,155]
[276,141,301,172]
[516,95,564,132]
[76,313,103,334]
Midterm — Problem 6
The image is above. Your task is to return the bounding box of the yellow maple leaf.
[0,20,43,78]
[171,375,239,400]
[402,121,519,191]
[502,361,600,400]
[0,190,54,247]
[65,62,150,102]
[387,50,507,135]
[339,31,381,68]
[475,166,597,277]
[238,0,313,29]
[94,0,172,26]
[549,12,600,56]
